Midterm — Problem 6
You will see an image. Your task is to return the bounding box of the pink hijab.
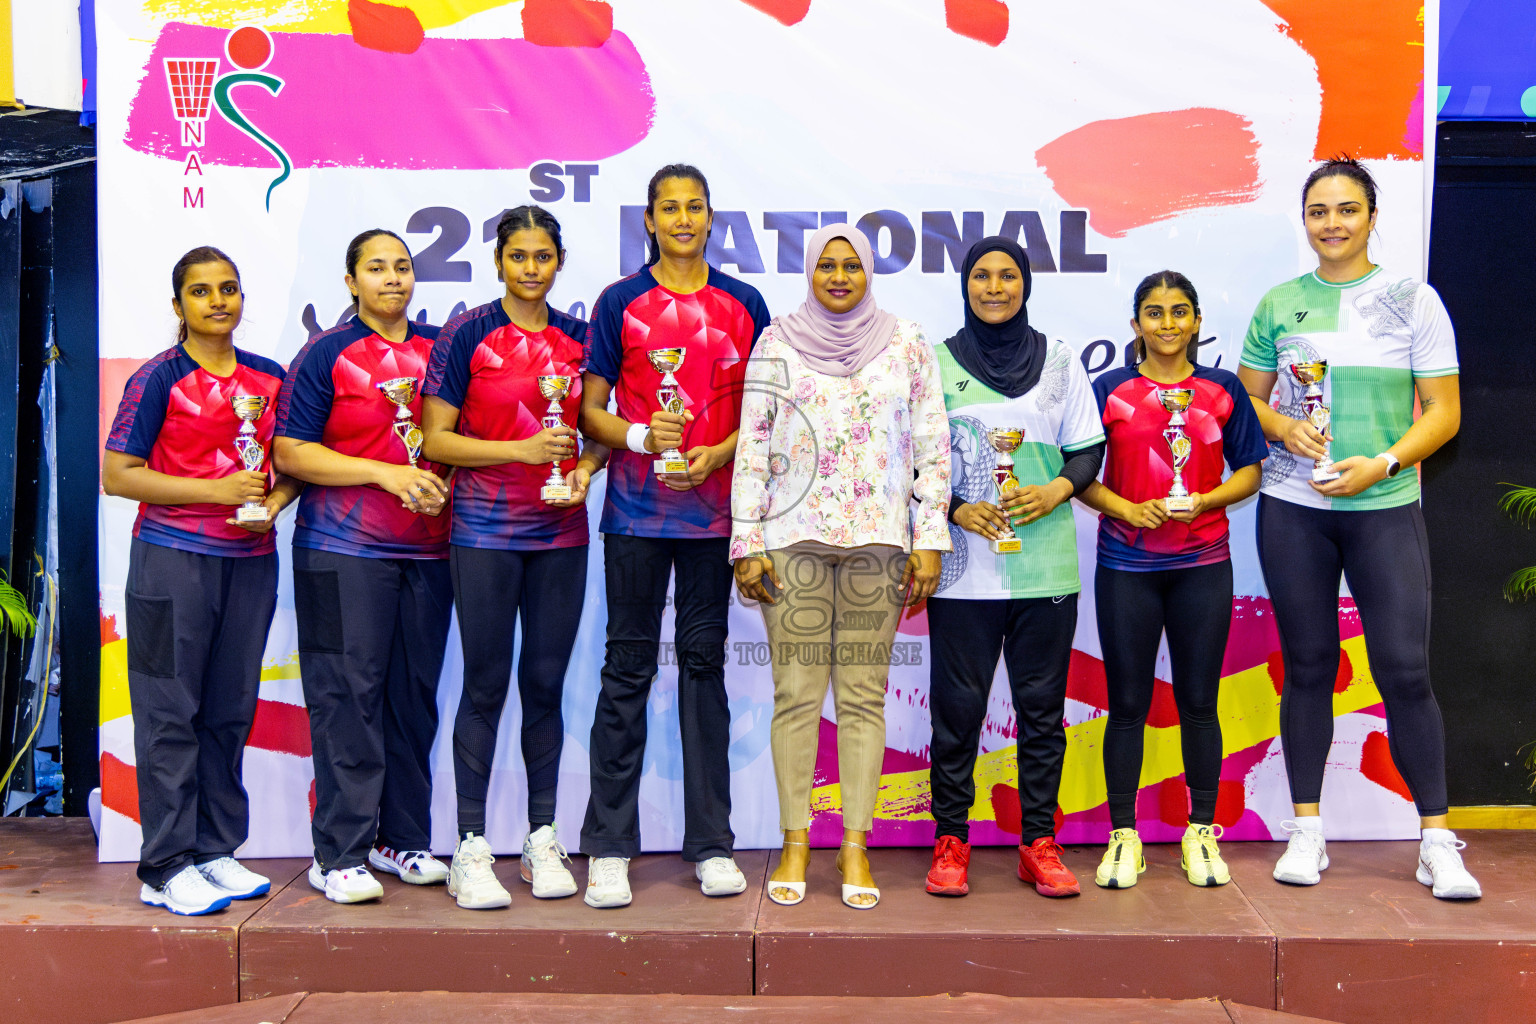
[775,223,898,377]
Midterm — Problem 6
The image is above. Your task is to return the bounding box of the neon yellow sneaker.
[1095,828,1146,889]
[1181,823,1230,887]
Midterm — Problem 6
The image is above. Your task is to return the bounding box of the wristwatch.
[1376,452,1401,477]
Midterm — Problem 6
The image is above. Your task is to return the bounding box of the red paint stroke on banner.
[945,0,1009,46]
[1036,108,1261,238]
[895,600,928,635]
[102,611,122,645]
[100,751,140,823]
[347,0,426,54]
[126,23,654,170]
[1259,0,1424,160]
[248,699,312,758]
[738,0,812,25]
[523,0,614,48]
[1360,729,1413,802]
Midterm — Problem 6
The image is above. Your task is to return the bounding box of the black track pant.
[1096,561,1232,830]
[125,539,276,889]
[1258,494,1447,816]
[449,543,587,836]
[581,534,734,862]
[294,547,452,871]
[928,594,1077,845]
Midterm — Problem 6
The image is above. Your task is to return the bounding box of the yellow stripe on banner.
[0,0,17,109]
[100,639,302,726]
[813,635,1383,821]
[140,0,519,35]
[1447,807,1536,830]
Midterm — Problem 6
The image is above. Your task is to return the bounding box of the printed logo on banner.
[164,26,291,211]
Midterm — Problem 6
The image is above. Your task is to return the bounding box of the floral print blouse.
[730,317,952,560]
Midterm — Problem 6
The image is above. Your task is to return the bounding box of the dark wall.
[1424,123,1536,805]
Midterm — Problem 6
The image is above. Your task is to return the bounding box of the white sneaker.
[585,856,632,908]
[196,856,270,899]
[140,863,233,916]
[1417,835,1482,899]
[521,825,578,899]
[695,856,747,897]
[448,834,511,910]
[369,844,449,886]
[1273,820,1328,885]
[307,859,384,904]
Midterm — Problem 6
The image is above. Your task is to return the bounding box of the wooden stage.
[1,819,1531,1024]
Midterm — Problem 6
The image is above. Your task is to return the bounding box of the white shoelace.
[527,835,570,871]
[590,858,628,888]
[1422,837,1469,868]
[1280,819,1324,852]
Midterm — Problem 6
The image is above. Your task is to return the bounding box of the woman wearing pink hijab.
[732,224,951,910]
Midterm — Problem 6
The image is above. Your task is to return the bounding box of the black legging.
[1257,494,1447,817]
[1096,561,1231,830]
[449,543,588,837]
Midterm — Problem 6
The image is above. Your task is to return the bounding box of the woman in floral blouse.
[732,224,951,910]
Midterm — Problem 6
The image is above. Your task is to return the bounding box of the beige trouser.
[760,541,907,832]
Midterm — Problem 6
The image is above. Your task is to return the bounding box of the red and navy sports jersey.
[106,344,286,557]
[1092,364,1268,571]
[586,266,770,539]
[274,316,450,559]
[423,300,589,551]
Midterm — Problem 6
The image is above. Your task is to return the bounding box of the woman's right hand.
[210,469,269,507]
[378,464,449,513]
[1282,415,1330,462]
[734,554,781,605]
[517,424,578,465]
[954,501,1010,541]
[1123,498,1171,529]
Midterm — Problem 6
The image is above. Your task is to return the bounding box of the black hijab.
[943,236,1048,399]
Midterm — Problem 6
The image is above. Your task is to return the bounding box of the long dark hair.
[493,205,565,280]
[1302,155,1379,214]
[344,228,410,302]
[643,163,711,267]
[1131,270,1201,364]
[171,245,241,344]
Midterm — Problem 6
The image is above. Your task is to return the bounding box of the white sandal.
[768,838,808,906]
[838,840,880,910]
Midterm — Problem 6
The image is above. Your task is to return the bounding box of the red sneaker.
[925,835,971,896]
[1017,837,1081,897]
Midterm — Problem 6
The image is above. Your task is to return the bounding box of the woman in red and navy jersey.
[1082,271,1266,891]
[273,229,453,904]
[421,205,605,911]
[577,164,770,908]
[104,246,302,916]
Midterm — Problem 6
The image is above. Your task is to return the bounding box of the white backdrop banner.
[97,0,1437,860]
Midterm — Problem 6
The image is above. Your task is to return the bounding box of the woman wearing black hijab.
[923,237,1105,899]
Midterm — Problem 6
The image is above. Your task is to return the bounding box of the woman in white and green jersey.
[923,237,1105,900]
[1236,158,1479,900]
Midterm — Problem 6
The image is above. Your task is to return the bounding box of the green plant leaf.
[1498,483,1536,529]
[1504,566,1536,603]
[0,573,36,639]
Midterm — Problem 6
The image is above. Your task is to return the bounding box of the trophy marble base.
[990,537,1022,555]
[235,505,271,524]
[1312,465,1341,483]
[1164,495,1194,514]
[541,485,572,502]
[654,456,689,475]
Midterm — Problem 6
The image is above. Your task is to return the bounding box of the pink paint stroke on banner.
[126,22,655,170]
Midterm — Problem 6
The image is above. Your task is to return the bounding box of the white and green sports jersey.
[933,339,1104,600]
[1240,267,1458,511]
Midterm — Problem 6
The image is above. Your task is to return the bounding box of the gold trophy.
[647,347,690,475]
[229,394,271,524]
[1158,389,1196,513]
[1287,360,1339,482]
[376,377,424,466]
[984,427,1025,554]
[537,375,574,502]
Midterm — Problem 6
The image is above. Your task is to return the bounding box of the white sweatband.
[626,422,651,454]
